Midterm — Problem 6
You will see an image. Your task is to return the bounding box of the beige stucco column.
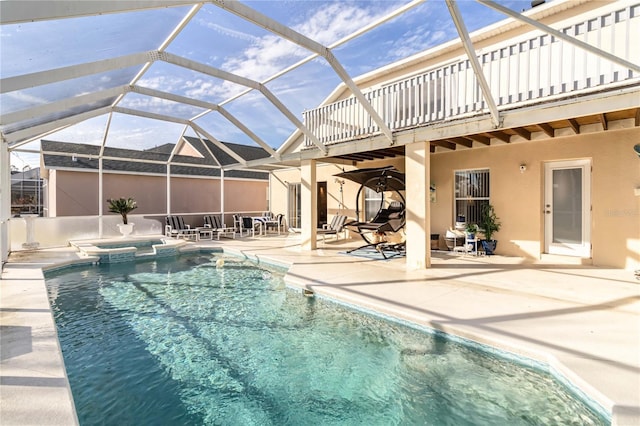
[301,159,317,251]
[405,141,431,269]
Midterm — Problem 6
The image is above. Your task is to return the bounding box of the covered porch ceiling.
[327,106,640,163]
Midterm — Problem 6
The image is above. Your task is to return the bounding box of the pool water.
[45,254,607,425]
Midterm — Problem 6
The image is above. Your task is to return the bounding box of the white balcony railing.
[303,3,639,146]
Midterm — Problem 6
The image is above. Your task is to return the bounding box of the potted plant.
[107,197,137,237]
[465,223,478,240]
[479,203,501,255]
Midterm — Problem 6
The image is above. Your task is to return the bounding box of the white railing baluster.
[300,7,637,146]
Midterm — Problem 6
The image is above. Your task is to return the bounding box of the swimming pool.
[45,253,608,425]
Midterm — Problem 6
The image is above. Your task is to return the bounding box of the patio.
[1,234,638,425]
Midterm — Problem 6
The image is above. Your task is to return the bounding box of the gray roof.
[41,139,269,180]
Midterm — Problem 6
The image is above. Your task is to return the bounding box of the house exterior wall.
[270,124,639,270]
[47,171,268,218]
[429,124,639,270]
[270,163,361,227]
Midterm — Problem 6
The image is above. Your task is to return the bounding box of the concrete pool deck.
[1,233,638,425]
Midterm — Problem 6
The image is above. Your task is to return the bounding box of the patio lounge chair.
[233,215,261,237]
[203,215,236,239]
[346,201,406,258]
[334,167,406,259]
[265,213,285,234]
[165,215,198,240]
[317,214,347,242]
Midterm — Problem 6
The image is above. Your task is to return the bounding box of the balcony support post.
[405,141,431,269]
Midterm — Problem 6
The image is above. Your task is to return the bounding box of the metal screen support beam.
[446,0,501,128]
[220,168,225,227]
[115,4,201,112]
[98,157,104,238]
[478,0,640,73]
[214,0,394,144]
[0,0,196,25]
[0,51,153,94]
[0,141,10,264]
[98,112,113,238]
[216,106,281,160]
[218,0,425,113]
[166,163,171,218]
[160,52,327,153]
[190,123,248,166]
[5,106,112,146]
[1,85,128,126]
[188,134,222,167]
[131,86,280,159]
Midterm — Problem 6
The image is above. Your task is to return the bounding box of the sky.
[1,0,534,169]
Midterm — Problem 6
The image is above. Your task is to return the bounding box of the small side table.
[465,236,479,256]
[197,227,213,241]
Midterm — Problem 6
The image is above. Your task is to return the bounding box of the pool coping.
[69,236,189,263]
[2,242,638,425]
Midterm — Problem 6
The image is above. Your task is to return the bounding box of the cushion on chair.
[241,217,253,229]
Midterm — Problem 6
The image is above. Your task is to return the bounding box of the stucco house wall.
[270,124,639,270]
[429,124,639,269]
[269,163,359,228]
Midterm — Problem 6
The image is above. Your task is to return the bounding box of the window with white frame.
[454,169,490,225]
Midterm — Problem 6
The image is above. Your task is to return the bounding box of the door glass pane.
[552,168,582,244]
[288,183,301,229]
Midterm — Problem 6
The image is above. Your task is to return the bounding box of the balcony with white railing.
[303,3,640,147]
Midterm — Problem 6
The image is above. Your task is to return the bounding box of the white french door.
[287,183,301,230]
[544,160,591,257]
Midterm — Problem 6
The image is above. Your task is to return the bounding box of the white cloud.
[218,3,395,84]
[142,3,409,118]
[294,2,396,45]
[4,90,49,109]
[196,18,260,43]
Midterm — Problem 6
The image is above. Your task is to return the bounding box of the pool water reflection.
[45,253,608,425]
